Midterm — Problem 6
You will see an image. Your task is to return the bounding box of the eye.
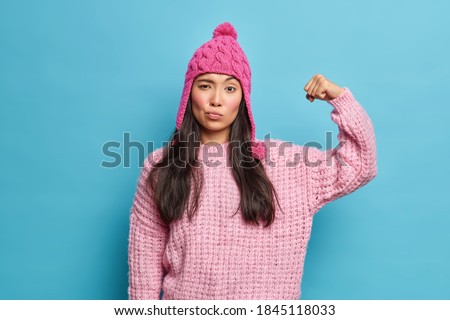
[198,84,210,90]
[225,86,236,92]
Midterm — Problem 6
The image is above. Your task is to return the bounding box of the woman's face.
[191,73,243,144]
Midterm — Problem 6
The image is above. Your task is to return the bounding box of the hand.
[304,74,345,103]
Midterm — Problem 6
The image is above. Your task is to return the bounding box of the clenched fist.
[304,74,345,103]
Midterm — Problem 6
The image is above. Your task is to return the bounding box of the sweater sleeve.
[128,149,169,300]
[306,87,377,214]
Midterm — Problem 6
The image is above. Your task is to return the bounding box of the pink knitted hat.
[175,22,265,159]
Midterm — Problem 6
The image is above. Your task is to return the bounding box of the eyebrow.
[196,76,237,83]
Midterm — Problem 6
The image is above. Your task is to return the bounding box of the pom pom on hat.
[213,22,238,40]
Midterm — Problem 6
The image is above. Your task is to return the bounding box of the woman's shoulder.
[143,145,167,171]
[258,138,304,153]
[256,138,307,165]
[259,138,328,171]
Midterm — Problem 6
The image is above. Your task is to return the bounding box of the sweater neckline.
[197,141,230,164]
[199,141,230,146]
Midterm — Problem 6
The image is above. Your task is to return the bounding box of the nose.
[210,89,222,107]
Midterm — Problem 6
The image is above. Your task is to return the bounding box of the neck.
[199,132,230,145]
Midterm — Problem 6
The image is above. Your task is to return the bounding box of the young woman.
[128,22,377,300]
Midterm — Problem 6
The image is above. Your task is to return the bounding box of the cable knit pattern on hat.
[128,88,377,300]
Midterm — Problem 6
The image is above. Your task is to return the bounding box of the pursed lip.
[206,111,222,116]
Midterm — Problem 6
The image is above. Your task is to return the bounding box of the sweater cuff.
[327,87,356,109]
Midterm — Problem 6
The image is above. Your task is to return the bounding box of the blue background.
[1,0,449,299]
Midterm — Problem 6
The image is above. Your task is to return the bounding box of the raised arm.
[128,149,169,299]
[303,75,377,213]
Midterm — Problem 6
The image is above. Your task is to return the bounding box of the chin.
[202,125,228,133]
[199,121,229,132]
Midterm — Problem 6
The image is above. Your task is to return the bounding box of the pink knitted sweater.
[128,88,377,300]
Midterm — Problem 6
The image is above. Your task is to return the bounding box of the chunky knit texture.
[128,88,377,300]
[175,22,266,159]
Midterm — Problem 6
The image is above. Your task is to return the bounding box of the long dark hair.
[147,98,283,227]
